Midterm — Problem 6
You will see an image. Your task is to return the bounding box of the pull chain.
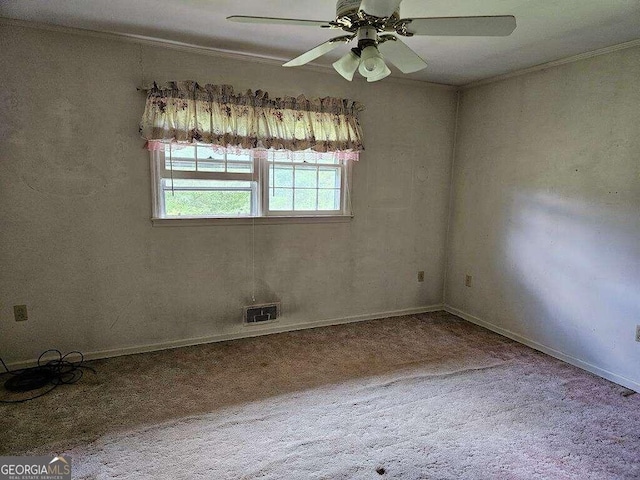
[169,143,175,195]
[251,151,256,303]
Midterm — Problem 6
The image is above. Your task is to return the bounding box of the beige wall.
[446,46,640,389]
[0,24,457,363]
[3,22,637,390]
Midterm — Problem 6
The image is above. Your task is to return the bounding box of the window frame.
[149,145,353,225]
[260,150,349,218]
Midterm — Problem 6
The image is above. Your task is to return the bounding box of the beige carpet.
[1,312,639,479]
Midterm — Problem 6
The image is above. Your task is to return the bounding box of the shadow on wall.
[502,191,640,370]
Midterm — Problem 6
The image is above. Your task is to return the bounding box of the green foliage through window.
[164,190,251,216]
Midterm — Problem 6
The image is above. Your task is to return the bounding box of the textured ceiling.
[1,0,639,85]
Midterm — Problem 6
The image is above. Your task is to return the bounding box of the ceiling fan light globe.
[332,51,360,81]
[358,46,386,78]
[363,58,378,72]
[366,63,392,82]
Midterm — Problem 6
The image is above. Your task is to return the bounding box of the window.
[150,144,353,221]
[266,150,345,216]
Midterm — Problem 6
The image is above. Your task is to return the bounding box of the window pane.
[165,159,196,171]
[197,145,224,161]
[294,166,317,188]
[270,165,293,188]
[170,145,196,159]
[197,159,225,172]
[164,145,197,171]
[316,153,338,165]
[227,151,252,162]
[164,190,251,216]
[289,150,313,164]
[290,150,339,165]
[318,189,341,210]
[270,188,293,211]
[294,189,317,211]
[299,151,316,164]
[271,151,292,162]
[318,167,341,188]
[227,162,253,174]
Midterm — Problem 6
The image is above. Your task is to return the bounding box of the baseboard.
[7,304,443,370]
[444,305,640,393]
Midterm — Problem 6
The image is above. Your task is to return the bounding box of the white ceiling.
[2,0,639,85]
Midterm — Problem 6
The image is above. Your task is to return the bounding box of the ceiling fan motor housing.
[336,0,401,30]
[357,26,378,48]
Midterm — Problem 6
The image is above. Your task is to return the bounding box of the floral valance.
[139,81,365,152]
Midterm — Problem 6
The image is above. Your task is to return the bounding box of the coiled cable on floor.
[0,350,96,404]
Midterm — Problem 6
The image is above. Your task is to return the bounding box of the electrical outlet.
[417,271,425,282]
[636,325,640,343]
[465,275,472,287]
[14,305,28,322]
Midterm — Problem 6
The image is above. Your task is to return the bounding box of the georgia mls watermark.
[0,456,71,480]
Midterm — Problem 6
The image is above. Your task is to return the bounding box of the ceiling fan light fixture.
[366,63,391,82]
[332,50,360,81]
[358,45,386,79]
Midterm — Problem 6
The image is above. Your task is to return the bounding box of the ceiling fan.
[228,0,516,82]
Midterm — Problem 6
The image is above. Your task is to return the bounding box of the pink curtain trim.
[145,140,360,161]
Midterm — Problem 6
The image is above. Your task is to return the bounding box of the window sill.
[151,215,353,227]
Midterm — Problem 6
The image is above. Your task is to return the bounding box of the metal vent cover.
[244,302,281,324]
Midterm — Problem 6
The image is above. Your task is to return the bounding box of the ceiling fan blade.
[283,36,353,67]
[398,15,516,37]
[378,35,427,74]
[333,51,361,81]
[227,15,334,28]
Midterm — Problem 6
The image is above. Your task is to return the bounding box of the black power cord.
[0,350,96,404]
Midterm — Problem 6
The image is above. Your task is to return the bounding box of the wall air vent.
[244,303,280,324]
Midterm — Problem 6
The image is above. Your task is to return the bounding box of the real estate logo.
[0,455,71,480]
